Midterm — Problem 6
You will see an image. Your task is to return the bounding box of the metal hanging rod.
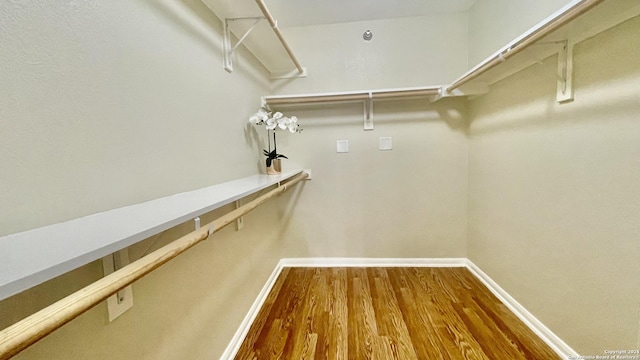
[0,172,309,360]
[446,0,606,92]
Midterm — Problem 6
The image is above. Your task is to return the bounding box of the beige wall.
[275,98,469,259]
[2,1,638,359]
[270,14,471,260]
[468,0,571,65]
[467,16,640,354]
[278,13,469,93]
[0,0,269,236]
[246,8,471,269]
[1,2,470,359]
[0,0,294,359]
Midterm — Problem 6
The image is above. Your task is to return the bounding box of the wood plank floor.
[234,267,561,360]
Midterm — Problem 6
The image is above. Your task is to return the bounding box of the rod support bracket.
[556,40,574,103]
[101,249,134,322]
[223,17,265,73]
[235,200,244,231]
[363,92,374,131]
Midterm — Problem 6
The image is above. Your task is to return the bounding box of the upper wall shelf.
[264,86,441,107]
[263,86,442,130]
[0,169,304,301]
[202,0,306,78]
[260,0,638,106]
[445,0,639,100]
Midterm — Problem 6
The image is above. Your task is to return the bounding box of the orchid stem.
[267,128,271,154]
[273,131,277,155]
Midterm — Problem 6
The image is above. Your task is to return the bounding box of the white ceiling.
[202,0,477,73]
[205,0,477,27]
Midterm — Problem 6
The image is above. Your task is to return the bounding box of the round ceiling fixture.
[363,30,373,41]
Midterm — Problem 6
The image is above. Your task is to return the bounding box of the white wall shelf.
[259,0,638,106]
[263,86,442,130]
[445,0,639,100]
[0,169,304,301]
[203,0,305,78]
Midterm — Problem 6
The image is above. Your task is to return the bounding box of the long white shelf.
[0,169,304,301]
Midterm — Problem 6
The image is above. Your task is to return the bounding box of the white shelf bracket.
[363,91,374,131]
[235,200,244,231]
[101,249,133,322]
[224,17,264,73]
[557,40,574,103]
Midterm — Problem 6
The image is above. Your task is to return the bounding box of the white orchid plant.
[249,106,302,168]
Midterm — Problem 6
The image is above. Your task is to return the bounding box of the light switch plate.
[337,140,349,153]
[379,137,392,150]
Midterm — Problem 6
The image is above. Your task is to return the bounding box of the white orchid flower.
[277,116,291,130]
[248,108,301,134]
[249,113,260,125]
[287,116,298,133]
[265,117,277,130]
[249,108,270,125]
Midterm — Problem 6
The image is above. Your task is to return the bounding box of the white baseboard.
[221,257,576,359]
[464,259,579,358]
[279,257,467,267]
[219,263,285,360]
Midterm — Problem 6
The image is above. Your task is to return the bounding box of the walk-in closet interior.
[1,0,639,358]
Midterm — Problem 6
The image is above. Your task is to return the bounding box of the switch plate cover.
[337,140,349,153]
[379,137,392,150]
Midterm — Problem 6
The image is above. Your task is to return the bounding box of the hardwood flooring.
[234,267,560,359]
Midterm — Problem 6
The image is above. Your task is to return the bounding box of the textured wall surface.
[277,13,469,93]
[0,0,268,236]
[467,0,571,65]
[0,1,292,359]
[269,13,471,260]
[467,17,640,354]
[276,98,469,260]
[1,0,637,358]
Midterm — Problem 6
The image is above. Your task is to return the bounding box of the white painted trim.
[279,257,467,267]
[222,258,577,359]
[220,261,285,360]
[465,259,579,358]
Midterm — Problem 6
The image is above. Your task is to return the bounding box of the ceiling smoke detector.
[363,30,373,41]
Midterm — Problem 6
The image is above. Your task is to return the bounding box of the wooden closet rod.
[265,86,441,106]
[254,0,304,74]
[0,171,309,360]
[446,0,605,92]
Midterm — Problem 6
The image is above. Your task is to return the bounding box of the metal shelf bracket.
[363,92,374,131]
[224,17,265,73]
[101,249,133,322]
[235,200,244,231]
[557,40,574,103]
